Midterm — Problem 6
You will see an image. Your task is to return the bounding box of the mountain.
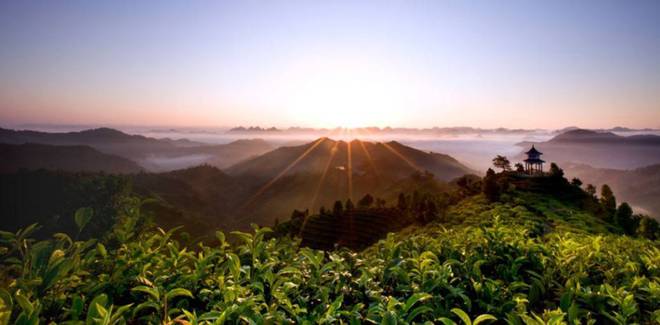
[0,143,142,174]
[564,162,660,219]
[130,138,473,231]
[227,138,473,181]
[220,138,473,228]
[0,127,273,171]
[516,129,660,169]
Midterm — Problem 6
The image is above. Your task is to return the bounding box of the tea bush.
[1,193,658,324]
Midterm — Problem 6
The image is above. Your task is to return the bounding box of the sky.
[1,0,659,129]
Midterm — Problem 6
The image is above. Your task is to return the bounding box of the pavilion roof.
[525,145,542,155]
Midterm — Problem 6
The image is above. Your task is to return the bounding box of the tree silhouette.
[397,193,407,210]
[585,184,597,197]
[600,184,616,220]
[549,163,564,178]
[616,202,637,235]
[358,194,374,208]
[492,155,511,172]
[515,163,524,173]
[571,177,583,187]
[482,168,499,202]
[345,198,354,211]
[332,200,343,217]
[637,216,659,240]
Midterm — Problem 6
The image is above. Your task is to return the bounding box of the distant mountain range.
[227,125,658,136]
[0,127,273,171]
[517,129,660,169]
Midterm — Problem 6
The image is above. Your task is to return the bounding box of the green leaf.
[70,296,84,320]
[436,317,456,325]
[227,253,241,280]
[406,306,434,323]
[403,293,432,313]
[0,288,12,325]
[74,207,93,234]
[133,301,160,317]
[86,294,108,324]
[14,292,33,316]
[473,314,497,325]
[381,310,398,325]
[165,288,192,301]
[131,285,160,301]
[96,243,107,258]
[451,308,472,325]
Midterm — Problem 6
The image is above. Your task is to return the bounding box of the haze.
[1,1,660,129]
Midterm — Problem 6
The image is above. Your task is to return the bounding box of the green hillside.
[0,169,659,324]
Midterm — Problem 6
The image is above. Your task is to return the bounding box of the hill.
[227,138,473,181]
[0,127,273,171]
[1,167,658,323]
[564,162,660,219]
[47,138,471,232]
[516,129,660,169]
[223,138,473,228]
[131,165,247,235]
[0,143,142,174]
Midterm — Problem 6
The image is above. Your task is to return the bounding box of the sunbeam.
[357,139,381,186]
[239,137,326,212]
[347,140,353,201]
[299,140,340,237]
[381,141,424,172]
[309,141,339,209]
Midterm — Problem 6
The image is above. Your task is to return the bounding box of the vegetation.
[0,164,659,324]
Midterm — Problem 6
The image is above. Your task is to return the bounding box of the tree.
[492,155,511,173]
[637,216,659,240]
[549,163,564,178]
[424,200,438,223]
[290,209,308,220]
[482,168,500,202]
[397,193,407,210]
[515,163,524,173]
[586,184,597,197]
[358,194,374,208]
[332,200,344,217]
[600,184,616,220]
[571,177,583,187]
[375,198,386,208]
[345,198,354,211]
[616,202,637,235]
[455,175,481,196]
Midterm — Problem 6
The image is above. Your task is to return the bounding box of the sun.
[275,55,412,128]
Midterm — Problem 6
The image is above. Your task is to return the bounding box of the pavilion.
[524,145,545,174]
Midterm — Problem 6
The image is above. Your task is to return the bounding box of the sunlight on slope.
[239,137,326,211]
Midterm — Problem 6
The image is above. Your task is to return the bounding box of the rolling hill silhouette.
[134,138,473,231]
[0,143,142,174]
[564,162,660,220]
[0,127,273,171]
[517,129,660,169]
